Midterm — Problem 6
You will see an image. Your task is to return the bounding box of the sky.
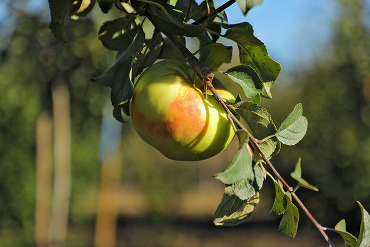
[0,0,343,73]
[217,0,340,72]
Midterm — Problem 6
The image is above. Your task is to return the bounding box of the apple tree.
[48,0,370,246]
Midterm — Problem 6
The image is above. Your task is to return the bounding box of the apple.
[130,59,235,161]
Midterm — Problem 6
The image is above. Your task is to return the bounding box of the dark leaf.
[93,27,145,87]
[214,193,259,226]
[113,99,131,123]
[206,22,222,42]
[148,8,207,37]
[48,0,82,42]
[98,0,114,13]
[98,16,140,51]
[189,1,208,21]
[145,0,185,27]
[110,59,134,108]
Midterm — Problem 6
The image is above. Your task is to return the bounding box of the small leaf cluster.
[213,102,308,233]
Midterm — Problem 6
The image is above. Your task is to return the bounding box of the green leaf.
[199,43,232,70]
[93,28,145,122]
[232,101,278,158]
[73,0,96,18]
[225,65,262,98]
[326,219,357,247]
[278,195,299,238]
[290,158,318,191]
[157,36,185,60]
[48,0,82,42]
[149,9,207,37]
[236,0,263,16]
[206,22,222,42]
[355,202,370,247]
[223,23,281,98]
[277,103,308,146]
[214,141,252,185]
[214,193,259,226]
[93,27,145,87]
[141,32,164,69]
[189,0,214,21]
[215,141,264,200]
[113,99,131,123]
[235,129,249,146]
[98,0,114,13]
[109,59,134,109]
[98,16,140,51]
[212,8,228,26]
[143,0,185,27]
[270,179,287,215]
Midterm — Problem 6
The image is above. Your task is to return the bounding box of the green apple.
[130,59,235,161]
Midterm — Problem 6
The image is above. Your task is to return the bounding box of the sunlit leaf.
[223,23,281,98]
[232,101,278,158]
[235,0,263,16]
[98,16,140,51]
[290,158,318,191]
[215,139,264,200]
[73,0,96,18]
[279,195,299,238]
[355,202,370,247]
[199,43,232,70]
[214,193,259,226]
[326,219,357,247]
[215,142,252,185]
[225,65,262,98]
[277,103,308,146]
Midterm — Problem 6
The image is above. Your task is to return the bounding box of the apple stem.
[148,13,335,247]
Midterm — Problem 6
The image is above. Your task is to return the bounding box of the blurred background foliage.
[0,0,369,246]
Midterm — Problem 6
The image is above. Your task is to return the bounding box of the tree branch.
[147,11,335,247]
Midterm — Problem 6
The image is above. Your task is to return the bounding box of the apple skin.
[130,59,235,161]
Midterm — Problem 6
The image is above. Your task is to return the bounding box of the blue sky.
[216,0,340,72]
[0,0,342,73]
